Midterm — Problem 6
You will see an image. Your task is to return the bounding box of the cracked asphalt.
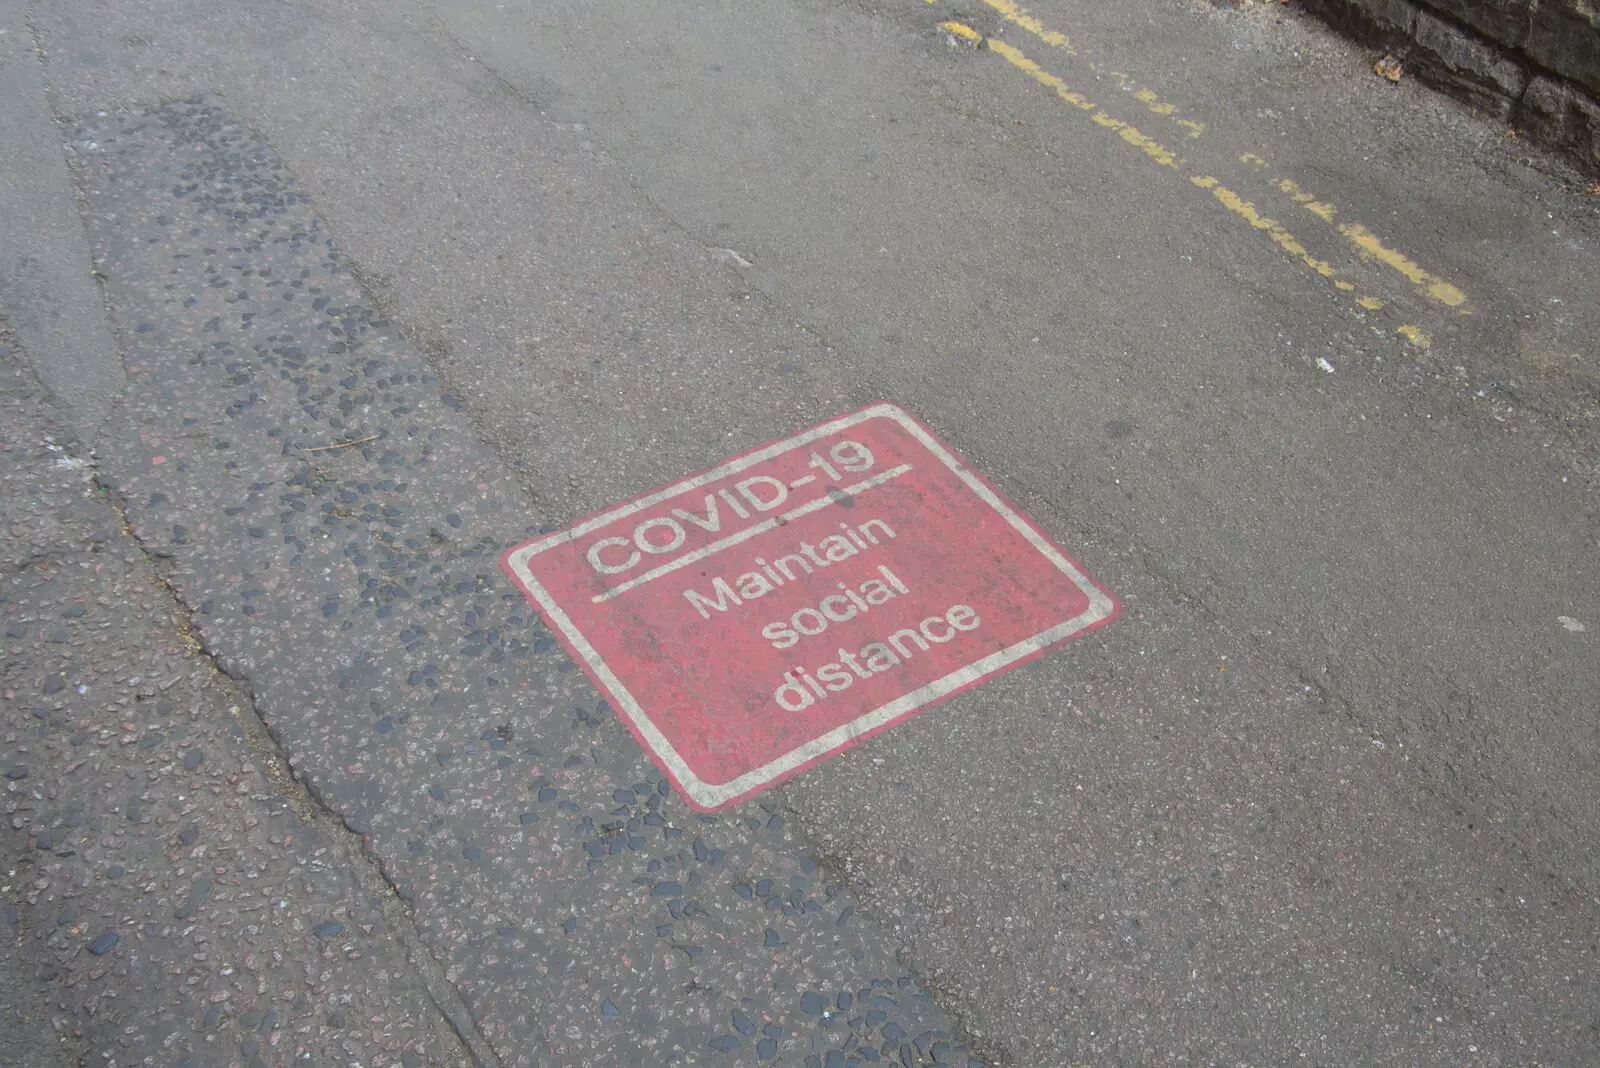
[2,0,1597,1065]
[1,316,476,1067]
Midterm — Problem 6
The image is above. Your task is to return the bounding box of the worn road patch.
[63,97,981,1067]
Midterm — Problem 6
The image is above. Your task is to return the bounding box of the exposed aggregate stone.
[51,99,981,1066]
[1,322,470,1067]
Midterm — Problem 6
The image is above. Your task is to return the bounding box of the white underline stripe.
[515,403,906,556]
[592,520,778,603]
[590,463,913,603]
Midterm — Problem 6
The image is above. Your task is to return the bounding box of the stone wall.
[1301,0,1599,172]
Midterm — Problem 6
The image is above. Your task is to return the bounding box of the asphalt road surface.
[2,0,1597,1065]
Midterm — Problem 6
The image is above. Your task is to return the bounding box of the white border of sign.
[502,403,1117,810]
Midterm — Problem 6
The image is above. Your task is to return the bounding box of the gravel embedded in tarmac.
[4,0,1598,1062]
[49,99,980,1067]
[1,327,472,1066]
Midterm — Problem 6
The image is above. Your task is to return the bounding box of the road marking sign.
[501,403,1118,810]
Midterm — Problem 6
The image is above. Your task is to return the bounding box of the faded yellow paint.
[1087,67,1203,136]
[940,20,983,42]
[976,0,1205,137]
[1246,168,1471,308]
[1339,224,1468,309]
[1090,112,1177,166]
[1397,325,1432,348]
[981,0,1076,52]
[1082,65,1203,135]
[1274,179,1337,221]
[944,1,1473,318]
[1134,89,1175,115]
[986,38,1176,165]
[1520,349,1585,372]
[1191,176,1345,284]
[986,39,1097,110]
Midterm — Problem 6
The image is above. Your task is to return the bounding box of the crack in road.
[93,473,506,1067]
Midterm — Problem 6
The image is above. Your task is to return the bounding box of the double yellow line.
[930,0,1469,338]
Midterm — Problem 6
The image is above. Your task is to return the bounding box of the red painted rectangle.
[501,403,1117,810]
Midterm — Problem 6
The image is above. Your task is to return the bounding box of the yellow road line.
[1239,154,1470,310]
[1191,177,1355,291]
[978,0,1204,137]
[1089,67,1205,138]
[1272,178,1337,222]
[1397,325,1432,348]
[1090,111,1179,167]
[1338,224,1469,309]
[926,0,1472,314]
[984,38,1097,113]
[940,20,983,43]
[979,26,1370,306]
[985,39,1176,164]
[980,0,1076,53]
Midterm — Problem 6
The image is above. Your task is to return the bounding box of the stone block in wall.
[1298,0,1419,38]
[1416,0,1534,46]
[1413,10,1530,116]
[1525,1,1600,98]
[1301,0,1600,172]
[1515,74,1600,169]
[1355,0,1421,34]
[1574,87,1600,170]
